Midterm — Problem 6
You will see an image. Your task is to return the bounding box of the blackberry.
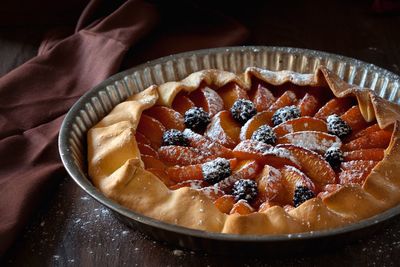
[271,105,300,126]
[324,146,343,169]
[202,158,231,184]
[251,124,277,145]
[293,186,315,207]
[327,114,352,138]
[162,129,189,146]
[232,179,258,202]
[184,107,211,132]
[230,99,257,124]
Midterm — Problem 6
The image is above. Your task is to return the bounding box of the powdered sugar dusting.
[282,131,341,153]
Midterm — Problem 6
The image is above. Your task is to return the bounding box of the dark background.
[1,0,400,266]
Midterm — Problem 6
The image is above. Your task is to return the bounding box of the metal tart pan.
[59,46,400,254]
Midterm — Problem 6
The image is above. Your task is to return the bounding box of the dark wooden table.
[2,1,400,266]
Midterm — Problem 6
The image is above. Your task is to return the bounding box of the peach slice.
[214,160,262,193]
[257,165,287,204]
[138,142,159,158]
[342,130,392,151]
[172,93,196,115]
[165,159,238,183]
[189,87,224,117]
[158,145,216,166]
[230,200,254,215]
[340,105,369,133]
[314,97,354,120]
[239,91,297,140]
[340,160,378,172]
[268,90,297,113]
[347,123,381,141]
[339,170,373,185]
[217,83,249,109]
[137,114,166,149]
[144,106,185,131]
[250,84,276,112]
[135,132,152,146]
[298,93,320,117]
[240,110,273,140]
[277,131,341,154]
[214,195,236,214]
[277,144,337,189]
[233,140,300,169]
[147,168,175,187]
[169,180,207,190]
[141,155,166,169]
[183,128,233,158]
[204,110,241,148]
[343,148,385,161]
[281,165,316,205]
[273,117,328,138]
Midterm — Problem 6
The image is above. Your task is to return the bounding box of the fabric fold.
[0,0,247,255]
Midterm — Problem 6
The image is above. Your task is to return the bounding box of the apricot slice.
[257,165,287,204]
[340,105,369,133]
[204,111,241,148]
[138,142,158,158]
[277,131,341,154]
[214,195,236,214]
[147,168,174,187]
[273,117,327,138]
[240,91,297,140]
[215,160,262,192]
[230,200,254,215]
[281,165,316,205]
[158,146,216,166]
[135,132,152,146]
[183,129,233,158]
[189,87,224,117]
[339,170,372,185]
[269,90,297,113]
[314,97,354,120]
[298,93,320,117]
[137,114,166,149]
[277,144,337,189]
[144,106,185,131]
[240,110,273,140]
[172,93,195,115]
[347,123,381,141]
[165,159,238,183]
[233,140,300,169]
[250,84,276,112]
[141,154,166,169]
[342,130,392,151]
[343,148,384,161]
[217,83,249,109]
[340,160,378,172]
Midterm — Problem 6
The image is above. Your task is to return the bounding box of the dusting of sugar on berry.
[230,99,257,124]
[272,105,300,126]
[201,158,231,184]
[327,114,352,138]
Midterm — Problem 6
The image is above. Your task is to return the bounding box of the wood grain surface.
[2,1,400,266]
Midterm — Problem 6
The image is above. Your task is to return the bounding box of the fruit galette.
[88,66,400,234]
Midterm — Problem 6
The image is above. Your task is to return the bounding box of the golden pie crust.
[87,66,400,234]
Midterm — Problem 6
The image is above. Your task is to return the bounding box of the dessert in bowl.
[87,66,400,234]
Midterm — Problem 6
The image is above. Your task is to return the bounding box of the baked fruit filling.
[135,80,392,215]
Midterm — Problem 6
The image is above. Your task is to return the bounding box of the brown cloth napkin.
[0,0,247,255]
